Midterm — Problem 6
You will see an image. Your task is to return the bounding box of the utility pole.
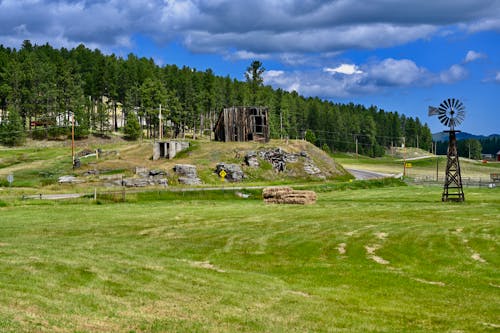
[159,104,162,140]
[436,155,439,182]
[71,112,75,167]
[354,135,358,158]
[402,137,406,177]
[280,112,283,140]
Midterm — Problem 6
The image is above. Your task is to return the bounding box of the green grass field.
[0,183,498,332]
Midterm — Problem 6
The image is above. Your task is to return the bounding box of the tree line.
[435,136,500,159]
[0,40,433,156]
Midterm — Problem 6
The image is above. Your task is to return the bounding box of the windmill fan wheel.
[438,98,465,128]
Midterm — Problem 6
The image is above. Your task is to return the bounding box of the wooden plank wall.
[214,107,269,142]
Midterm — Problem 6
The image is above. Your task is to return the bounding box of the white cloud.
[439,64,468,84]
[467,18,500,33]
[224,50,271,61]
[366,58,428,86]
[324,64,363,75]
[464,50,486,63]
[263,58,469,99]
[495,72,500,83]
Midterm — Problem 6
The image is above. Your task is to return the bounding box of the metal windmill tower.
[428,98,465,202]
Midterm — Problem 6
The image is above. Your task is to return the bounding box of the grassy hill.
[0,137,348,190]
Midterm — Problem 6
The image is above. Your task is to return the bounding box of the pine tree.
[0,107,25,146]
[124,112,141,140]
[245,60,265,105]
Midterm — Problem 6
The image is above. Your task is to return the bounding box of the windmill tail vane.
[428,106,440,116]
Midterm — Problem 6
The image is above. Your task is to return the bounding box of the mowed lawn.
[0,186,498,332]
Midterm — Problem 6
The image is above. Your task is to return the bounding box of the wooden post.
[159,104,162,140]
[71,113,75,167]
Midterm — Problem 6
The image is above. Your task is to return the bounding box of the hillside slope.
[1,138,348,188]
[86,139,348,185]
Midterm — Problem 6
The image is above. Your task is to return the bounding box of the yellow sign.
[219,169,227,179]
[405,163,412,168]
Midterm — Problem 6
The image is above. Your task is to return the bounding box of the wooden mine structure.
[214,106,270,142]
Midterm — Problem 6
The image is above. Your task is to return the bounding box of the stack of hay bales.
[263,186,316,205]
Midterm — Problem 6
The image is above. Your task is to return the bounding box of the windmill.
[428,98,465,202]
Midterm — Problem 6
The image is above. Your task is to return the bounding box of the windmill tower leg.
[442,130,465,202]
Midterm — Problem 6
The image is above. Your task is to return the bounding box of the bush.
[31,128,48,140]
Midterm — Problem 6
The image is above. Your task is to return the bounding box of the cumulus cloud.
[439,64,468,83]
[264,58,468,99]
[464,50,486,63]
[366,58,429,86]
[324,64,363,75]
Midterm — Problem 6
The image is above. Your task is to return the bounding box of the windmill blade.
[441,116,449,127]
[455,101,465,112]
[428,106,440,116]
[451,98,458,109]
[440,99,448,110]
[455,112,465,125]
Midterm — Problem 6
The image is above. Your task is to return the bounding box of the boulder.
[174,164,202,185]
[244,151,260,167]
[215,163,245,182]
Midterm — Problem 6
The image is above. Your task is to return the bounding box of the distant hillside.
[432,132,500,142]
[432,132,500,156]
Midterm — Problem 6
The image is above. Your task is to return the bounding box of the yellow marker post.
[219,169,227,181]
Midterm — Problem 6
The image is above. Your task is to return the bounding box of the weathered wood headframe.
[214,107,270,142]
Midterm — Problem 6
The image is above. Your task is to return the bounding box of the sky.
[0,0,499,135]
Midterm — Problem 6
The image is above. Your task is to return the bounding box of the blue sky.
[0,0,499,135]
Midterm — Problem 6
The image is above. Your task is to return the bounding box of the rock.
[122,178,150,187]
[304,161,325,179]
[244,151,260,167]
[122,177,168,187]
[174,164,202,185]
[174,164,197,177]
[149,169,166,177]
[135,166,149,177]
[178,177,202,185]
[84,169,99,176]
[58,175,84,184]
[215,163,245,182]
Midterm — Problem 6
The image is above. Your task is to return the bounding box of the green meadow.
[0,183,498,332]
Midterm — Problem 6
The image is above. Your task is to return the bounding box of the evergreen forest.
[0,40,436,156]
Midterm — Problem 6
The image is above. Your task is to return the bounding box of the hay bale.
[263,186,316,204]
